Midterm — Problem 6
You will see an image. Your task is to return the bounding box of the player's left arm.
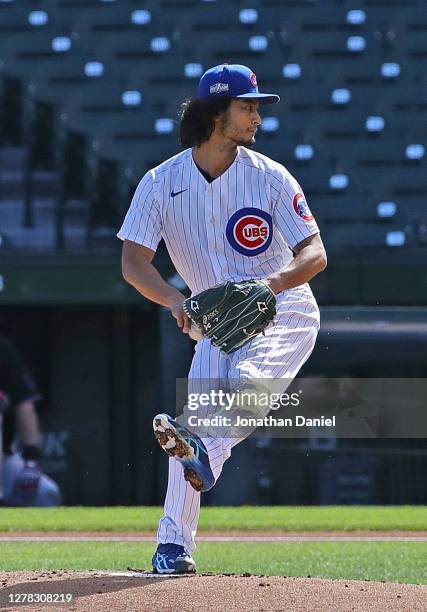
[2,337,42,457]
[14,400,40,450]
[264,232,327,294]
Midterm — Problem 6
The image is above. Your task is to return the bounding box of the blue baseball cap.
[198,64,280,105]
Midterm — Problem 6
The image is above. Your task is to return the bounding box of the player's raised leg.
[224,285,320,455]
[153,412,215,492]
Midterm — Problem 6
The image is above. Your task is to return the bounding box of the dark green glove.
[183,280,277,354]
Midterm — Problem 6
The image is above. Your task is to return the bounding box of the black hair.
[179,97,232,148]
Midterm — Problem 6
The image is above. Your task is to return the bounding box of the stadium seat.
[321,222,413,249]
[0,0,425,259]
[0,28,75,76]
[394,84,427,109]
[278,81,334,112]
[128,56,195,85]
[392,167,427,195]
[177,2,240,33]
[290,164,342,196]
[0,6,49,33]
[257,138,296,165]
[61,105,178,145]
[299,7,365,32]
[313,197,380,223]
[88,30,177,68]
[307,32,369,58]
[261,0,318,6]
[363,0,419,7]
[25,52,107,86]
[392,194,427,220]
[340,58,395,85]
[317,112,365,140]
[159,0,200,6]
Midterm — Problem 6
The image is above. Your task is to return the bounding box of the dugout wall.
[1,302,426,506]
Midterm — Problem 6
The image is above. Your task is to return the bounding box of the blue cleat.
[153,413,215,492]
[152,543,196,574]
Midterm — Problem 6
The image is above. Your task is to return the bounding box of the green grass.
[0,542,425,584]
[0,506,425,533]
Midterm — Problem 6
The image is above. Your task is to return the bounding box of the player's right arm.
[121,240,191,334]
[118,171,191,333]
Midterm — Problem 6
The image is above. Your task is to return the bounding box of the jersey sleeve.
[117,170,162,250]
[273,171,319,249]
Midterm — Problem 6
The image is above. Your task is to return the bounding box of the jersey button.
[210,216,216,223]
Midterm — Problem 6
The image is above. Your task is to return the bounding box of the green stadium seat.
[181,30,279,64]
[392,167,427,195]
[0,7,47,33]
[0,0,425,259]
[177,2,240,32]
[341,59,393,85]
[299,7,364,32]
[261,0,318,6]
[0,28,75,77]
[322,222,414,248]
[363,0,419,7]
[394,84,427,109]
[307,32,369,58]
[313,196,406,224]
[407,31,427,57]
[88,30,176,66]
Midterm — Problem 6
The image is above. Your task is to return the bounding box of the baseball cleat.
[153,413,215,492]
[152,543,196,574]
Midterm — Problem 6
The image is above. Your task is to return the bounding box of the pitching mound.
[0,571,425,612]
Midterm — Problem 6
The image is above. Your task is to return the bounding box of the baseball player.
[0,335,62,507]
[118,64,327,573]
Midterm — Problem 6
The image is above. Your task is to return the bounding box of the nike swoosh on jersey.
[171,189,188,197]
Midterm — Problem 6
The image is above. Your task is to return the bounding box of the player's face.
[217,99,262,146]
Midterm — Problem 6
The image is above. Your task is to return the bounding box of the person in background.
[0,335,62,507]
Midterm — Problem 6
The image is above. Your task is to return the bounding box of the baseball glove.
[182,279,277,354]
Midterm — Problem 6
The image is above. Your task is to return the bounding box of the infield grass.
[0,542,425,584]
[0,506,425,532]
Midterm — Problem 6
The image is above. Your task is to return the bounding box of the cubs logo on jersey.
[226,207,273,256]
[293,193,314,221]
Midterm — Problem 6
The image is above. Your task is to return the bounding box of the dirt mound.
[0,571,425,612]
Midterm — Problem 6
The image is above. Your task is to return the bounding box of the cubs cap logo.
[226,207,273,256]
[250,72,257,87]
[293,193,314,221]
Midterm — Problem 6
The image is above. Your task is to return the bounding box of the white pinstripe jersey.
[117,146,319,295]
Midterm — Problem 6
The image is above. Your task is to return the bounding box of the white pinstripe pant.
[157,284,320,553]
